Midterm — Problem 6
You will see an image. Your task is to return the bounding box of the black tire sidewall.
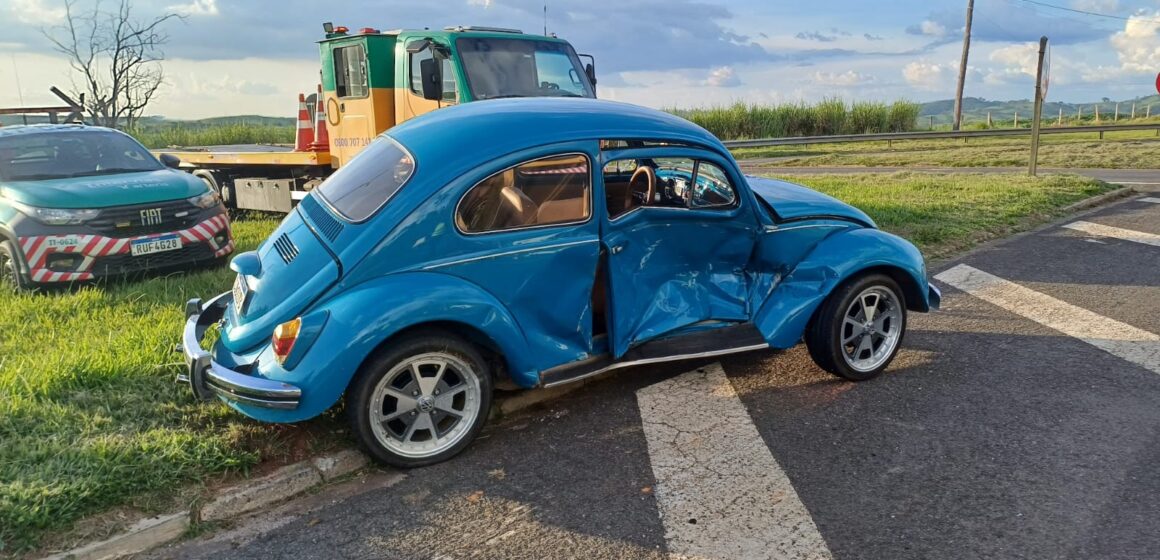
[347,332,493,468]
[0,240,30,290]
[809,273,907,381]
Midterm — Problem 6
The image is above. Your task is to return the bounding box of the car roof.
[0,123,115,139]
[387,98,729,177]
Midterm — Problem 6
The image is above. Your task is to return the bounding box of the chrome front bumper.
[176,292,302,409]
[927,282,942,311]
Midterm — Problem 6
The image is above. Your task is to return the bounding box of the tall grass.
[128,124,295,149]
[671,99,922,140]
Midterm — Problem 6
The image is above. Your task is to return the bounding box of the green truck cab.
[0,124,233,288]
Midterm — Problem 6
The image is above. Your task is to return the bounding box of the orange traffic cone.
[294,93,314,152]
[309,85,330,152]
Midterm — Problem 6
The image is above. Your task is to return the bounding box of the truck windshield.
[316,135,415,222]
[456,37,595,100]
[0,131,162,182]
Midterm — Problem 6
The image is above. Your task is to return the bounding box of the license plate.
[130,234,182,256]
[232,274,249,313]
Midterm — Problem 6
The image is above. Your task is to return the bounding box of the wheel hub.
[416,395,436,413]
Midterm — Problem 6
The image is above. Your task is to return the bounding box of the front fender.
[754,227,931,349]
[234,271,535,423]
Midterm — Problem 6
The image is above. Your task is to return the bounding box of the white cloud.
[986,42,1040,84]
[813,70,875,86]
[920,20,947,37]
[1110,11,1160,73]
[167,0,218,17]
[705,66,741,87]
[467,0,494,7]
[902,61,952,91]
[8,0,66,25]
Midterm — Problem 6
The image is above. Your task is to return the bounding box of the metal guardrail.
[722,123,1160,149]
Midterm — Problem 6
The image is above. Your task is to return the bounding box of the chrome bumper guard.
[176,292,302,410]
[927,282,942,311]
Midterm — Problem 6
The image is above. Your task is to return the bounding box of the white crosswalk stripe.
[637,363,832,560]
[1139,197,1160,204]
[935,264,1160,375]
[1062,221,1160,248]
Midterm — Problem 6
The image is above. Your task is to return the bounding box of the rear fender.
[754,227,930,349]
[234,271,534,423]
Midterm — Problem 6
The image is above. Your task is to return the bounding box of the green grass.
[776,173,1113,258]
[0,171,1113,553]
[0,217,346,555]
[128,124,295,149]
[734,127,1160,169]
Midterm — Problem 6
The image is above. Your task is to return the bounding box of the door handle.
[610,243,626,255]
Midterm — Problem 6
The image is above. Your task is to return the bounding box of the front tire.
[806,273,907,381]
[0,240,31,290]
[347,332,493,468]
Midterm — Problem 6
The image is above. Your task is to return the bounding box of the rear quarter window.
[316,136,414,222]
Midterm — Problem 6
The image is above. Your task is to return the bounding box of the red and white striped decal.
[16,213,233,283]
[519,165,589,175]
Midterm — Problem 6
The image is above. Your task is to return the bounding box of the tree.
[44,0,182,128]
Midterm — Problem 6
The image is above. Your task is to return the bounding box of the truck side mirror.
[585,63,597,87]
[419,57,443,101]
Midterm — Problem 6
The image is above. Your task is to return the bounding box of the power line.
[1015,0,1160,24]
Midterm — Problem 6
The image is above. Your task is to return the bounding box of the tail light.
[272,318,302,364]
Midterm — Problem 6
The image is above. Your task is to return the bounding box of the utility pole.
[952,0,975,131]
[1029,36,1048,176]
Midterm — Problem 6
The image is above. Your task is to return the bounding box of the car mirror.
[159,153,181,169]
[419,57,443,101]
[585,63,597,87]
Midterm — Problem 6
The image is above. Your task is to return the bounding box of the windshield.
[0,130,162,182]
[316,135,415,222]
[456,37,595,100]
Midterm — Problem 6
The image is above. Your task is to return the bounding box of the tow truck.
[158,23,597,213]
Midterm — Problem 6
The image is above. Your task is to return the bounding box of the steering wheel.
[628,166,656,209]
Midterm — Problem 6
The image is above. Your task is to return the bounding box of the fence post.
[929,115,934,130]
[1078,106,1083,122]
[1095,105,1100,123]
[1115,103,1120,121]
[1014,111,1018,127]
[987,112,992,127]
[1132,102,1136,119]
[1058,107,1063,126]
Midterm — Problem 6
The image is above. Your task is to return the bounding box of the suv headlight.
[188,190,221,209]
[11,200,100,225]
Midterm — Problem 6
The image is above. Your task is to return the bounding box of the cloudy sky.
[1,0,1159,119]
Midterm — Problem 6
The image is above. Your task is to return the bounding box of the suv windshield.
[0,130,162,182]
[456,37,595,100]
[316,135,415,222]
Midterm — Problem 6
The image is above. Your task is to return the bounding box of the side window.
[334,45,368,98]
[602,157,694,219]
[456,154,591,234]
[691,161,738,209]
[409,48,458,103]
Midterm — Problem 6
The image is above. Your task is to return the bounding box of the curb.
[1059,185,1135,214]
[41,449,369,560]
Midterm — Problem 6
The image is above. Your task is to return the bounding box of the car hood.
[745,175,875,227]
[0,169,205,209]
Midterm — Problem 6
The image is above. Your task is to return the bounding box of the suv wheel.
[0,240,30,290]
[347,331,493,468]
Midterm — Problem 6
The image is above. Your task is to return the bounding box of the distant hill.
[920,95,1160,126]
[0,114,295,128]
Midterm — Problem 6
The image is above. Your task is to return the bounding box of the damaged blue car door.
[599,147,760,357]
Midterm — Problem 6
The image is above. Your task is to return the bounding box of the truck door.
[398,40,459,124]
[600,148,759,358]
[328,42,374,167]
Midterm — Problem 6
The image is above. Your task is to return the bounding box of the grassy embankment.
[0,172,1112,555]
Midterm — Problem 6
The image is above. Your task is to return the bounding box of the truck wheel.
[805,273,907,382]
[0,240,31,290]
[347,331,493,468]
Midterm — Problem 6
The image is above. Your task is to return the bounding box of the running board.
[540,323,771,388]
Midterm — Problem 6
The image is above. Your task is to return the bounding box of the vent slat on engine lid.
[300,195,343,242]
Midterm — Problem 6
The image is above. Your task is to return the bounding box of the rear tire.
[806,273,907,382]
[347,331,493,468]
[0,240,31,290]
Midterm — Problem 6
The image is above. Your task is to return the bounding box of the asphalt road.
[146,196,1160,560]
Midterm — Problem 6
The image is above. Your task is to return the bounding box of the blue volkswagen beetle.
[179,99,940,467]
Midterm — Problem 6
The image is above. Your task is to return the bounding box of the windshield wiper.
[482,94,528,100]
[3,173,70,181]
[71,168,155,177]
